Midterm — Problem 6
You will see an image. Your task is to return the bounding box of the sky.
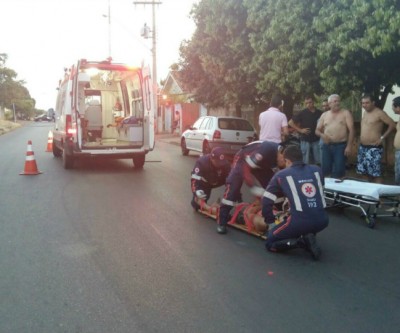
[1,0,198,110]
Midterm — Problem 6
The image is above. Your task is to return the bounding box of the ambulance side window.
[56,83,67,116]
[131,89,143,119]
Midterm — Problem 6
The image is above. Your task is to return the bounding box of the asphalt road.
[1,123,400,333]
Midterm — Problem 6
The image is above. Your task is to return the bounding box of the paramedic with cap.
[217,141,286,234]
[262,145,329,260]
[191,147,231,211]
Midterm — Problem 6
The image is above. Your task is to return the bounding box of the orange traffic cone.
[46,130,53,152]
[20,140,42,175]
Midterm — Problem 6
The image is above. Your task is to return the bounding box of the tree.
[244,0,327,116]
[179,0,400,116]
[0,53,34,119]
[314,0,400,108]
[178,0,257,115]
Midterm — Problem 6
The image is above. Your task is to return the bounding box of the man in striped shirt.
[262,145,329,260]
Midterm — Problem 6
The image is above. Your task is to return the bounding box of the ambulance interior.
[77,68,145,147]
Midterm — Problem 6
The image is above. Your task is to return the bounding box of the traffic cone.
[46,130,53,152]
[20,140,42,175]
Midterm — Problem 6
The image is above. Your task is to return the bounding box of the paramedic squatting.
[191,147,231,210]
[262,145,329,260]
[217,141,286,234]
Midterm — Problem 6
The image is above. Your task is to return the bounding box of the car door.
[194,116,211,151]
[185,117,204,151]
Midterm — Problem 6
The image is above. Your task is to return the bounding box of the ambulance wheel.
[53,142,62,158]
[133,154,145,169]
[62,144,74,169]
[366,216,375,229]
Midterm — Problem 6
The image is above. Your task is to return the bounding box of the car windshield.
[218,118,253,131]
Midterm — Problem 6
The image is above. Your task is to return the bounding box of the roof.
[161,70,186,95]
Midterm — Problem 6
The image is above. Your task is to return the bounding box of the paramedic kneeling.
[191,147,231,210]
[217,141,286,234]
[262,145,329,260]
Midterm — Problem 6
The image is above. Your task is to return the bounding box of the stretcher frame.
[196,203,267,239]
[323,178,400,228]
[196,199,287,239]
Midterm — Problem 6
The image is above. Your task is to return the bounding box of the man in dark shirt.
[288,96,322,164]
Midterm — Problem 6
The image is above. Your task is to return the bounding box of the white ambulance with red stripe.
[52,58,155,169]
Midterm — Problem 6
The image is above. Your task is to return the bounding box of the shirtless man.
[315,94,355,178]
[356,94,395,183]
[318,99,330,158]
[392,97,400,184]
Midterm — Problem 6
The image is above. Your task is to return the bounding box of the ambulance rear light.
[213,130,221,140]
[65,115,76,136]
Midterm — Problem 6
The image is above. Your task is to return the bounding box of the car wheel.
[202,141,211,155]
[133,154,145,169]
[181,138,189,156]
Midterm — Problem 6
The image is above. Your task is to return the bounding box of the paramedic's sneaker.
[217,225,227,234]
[303,234,321,260]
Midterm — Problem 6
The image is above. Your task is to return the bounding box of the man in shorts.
[356,94,395,183]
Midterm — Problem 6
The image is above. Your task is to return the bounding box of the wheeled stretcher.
[323,178,400,228]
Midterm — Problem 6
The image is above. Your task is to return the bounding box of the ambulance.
[52,58,155,169]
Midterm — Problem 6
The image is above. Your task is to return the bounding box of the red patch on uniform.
[301,183,316,198]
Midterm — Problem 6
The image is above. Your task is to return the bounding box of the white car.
[181,116,258,157]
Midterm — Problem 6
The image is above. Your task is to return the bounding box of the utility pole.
[134,1,161,132]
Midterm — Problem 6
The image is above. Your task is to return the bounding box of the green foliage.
[178,0,257,112]
[178,0,400,113]
[0,53,35,118]
[245,0,325,100]
[314,0,400,107]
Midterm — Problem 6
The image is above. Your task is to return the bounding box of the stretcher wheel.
[366,216,375,229]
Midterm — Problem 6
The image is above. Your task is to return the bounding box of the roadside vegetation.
[0,53,45,121]
[178,0,400,118]
[0,119,21,136]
